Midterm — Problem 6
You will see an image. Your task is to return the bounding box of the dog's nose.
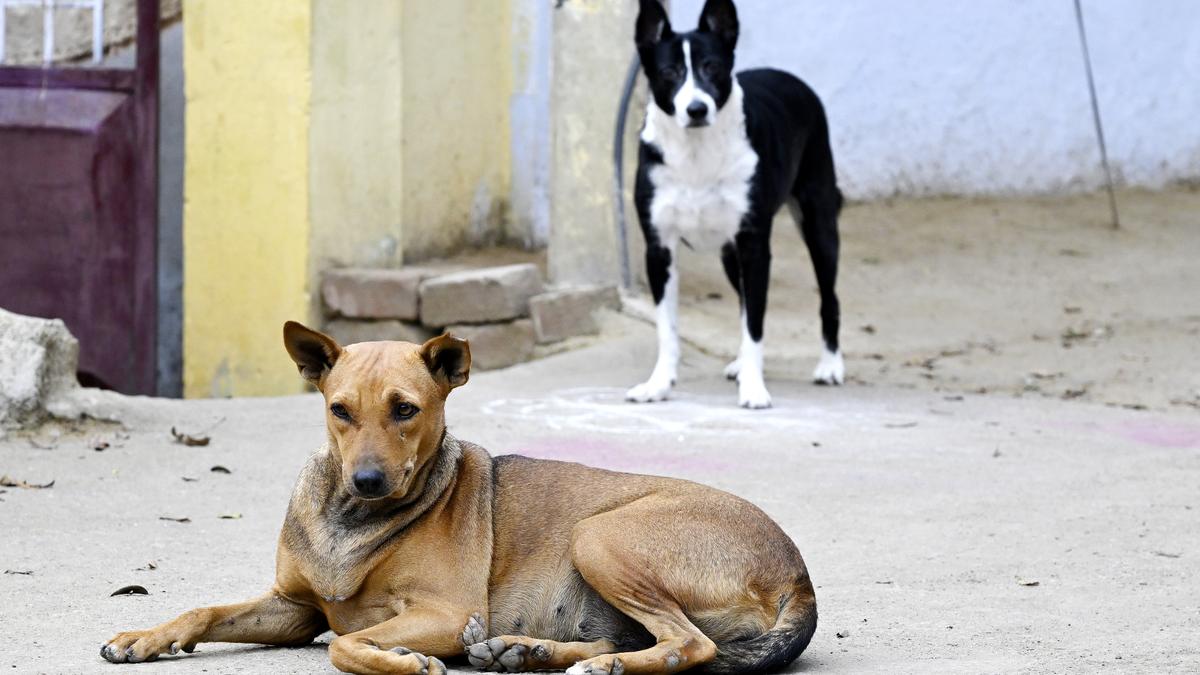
[686,101,709,121]
[352,469,387,497]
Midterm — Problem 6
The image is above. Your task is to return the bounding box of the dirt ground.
[649,187,1200,413]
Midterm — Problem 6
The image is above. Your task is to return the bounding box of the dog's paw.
[467,636,552,672]
[467,637,507,670]
[626,377,673,403]
[723,358,740,380]
[812,349,844,385]
[567,656,625,675]
[461,613,488,651]
[101,630,190,664]
[738,378,773,409]
[390,647,446,675]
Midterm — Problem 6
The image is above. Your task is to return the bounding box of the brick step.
[321,263,617,370]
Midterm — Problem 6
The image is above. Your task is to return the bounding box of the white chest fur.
[641,83,758,251]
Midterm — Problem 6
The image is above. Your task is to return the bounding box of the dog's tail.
[700,582,818,674]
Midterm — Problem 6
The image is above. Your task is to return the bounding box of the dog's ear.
[698,0,739,49]
[420,334,471,391]
[636,0,673,52]
[283,321,342,388]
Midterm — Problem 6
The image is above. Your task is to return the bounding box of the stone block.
[446,320,536,371]
[529,285,620,343]
[321,268,430,320]
[419,264,543,327]
[322,319,437,347]
[0,308,80,429]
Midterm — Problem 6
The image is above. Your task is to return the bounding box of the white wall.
[671,0,1200,198]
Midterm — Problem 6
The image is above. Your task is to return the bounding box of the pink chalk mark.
[1106,420,1200,449]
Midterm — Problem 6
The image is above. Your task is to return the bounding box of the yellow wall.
[183,0,516,397]
[401,0,513,259]
[309,0,405,319]
[183,0,313,397]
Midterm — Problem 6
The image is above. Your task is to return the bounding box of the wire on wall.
[1073,0,1121,229]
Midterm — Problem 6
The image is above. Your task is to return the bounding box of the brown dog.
[101,322,817,674]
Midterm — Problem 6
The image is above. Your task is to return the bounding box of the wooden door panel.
[0,0,158,394]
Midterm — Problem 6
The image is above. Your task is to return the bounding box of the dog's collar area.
[285,434,467,603]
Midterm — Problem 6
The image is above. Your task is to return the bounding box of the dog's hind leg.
[563,504,726,674]
[793,187,844,385]
[792,107,845,386]
[564,492,815,674]
[563,605,715,675]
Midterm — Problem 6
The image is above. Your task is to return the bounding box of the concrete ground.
[643,188,1200,413]
[3,322,1198,673]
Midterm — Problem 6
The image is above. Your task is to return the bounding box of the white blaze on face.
[672,39,717,128]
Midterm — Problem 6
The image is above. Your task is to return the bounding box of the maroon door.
[0,0,159,394]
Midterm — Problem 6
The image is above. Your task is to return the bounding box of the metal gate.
[0,0,159,394]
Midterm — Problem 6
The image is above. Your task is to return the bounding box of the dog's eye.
[659,66,682,82]
[392,402,419,421]
[329,403,351,421]
[701,61,722,78]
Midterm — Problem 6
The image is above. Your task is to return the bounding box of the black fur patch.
[699,604,817,674]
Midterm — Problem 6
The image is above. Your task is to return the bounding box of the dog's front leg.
[101,590,326,663]
[732,228,773,408]
[328,606,470,675]
[627,240,680,403]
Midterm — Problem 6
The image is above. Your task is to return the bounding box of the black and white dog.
[627,0,844,409]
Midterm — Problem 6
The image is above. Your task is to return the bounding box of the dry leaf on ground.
[0,475,55,489]
[170,427,210,447]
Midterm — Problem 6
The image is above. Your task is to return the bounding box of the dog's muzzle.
[351,469,389,499]
[685,100,710,127]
